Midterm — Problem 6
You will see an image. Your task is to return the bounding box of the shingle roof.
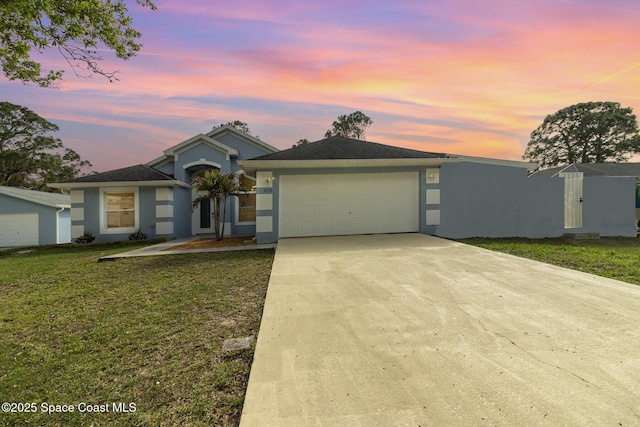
[61,164,175,183]
[532,163,640,178]
[249,136,449,161]
[0,186,70,208]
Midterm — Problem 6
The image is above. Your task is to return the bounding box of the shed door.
[0,213,39,247]
[279,172,419,238]
[560,172,583,228]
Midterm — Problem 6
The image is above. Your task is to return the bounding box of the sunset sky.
[3,0,640,172]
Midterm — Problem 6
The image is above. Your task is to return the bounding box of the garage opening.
[279,172,419,238]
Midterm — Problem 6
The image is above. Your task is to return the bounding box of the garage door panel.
[353,221,382,234]
[279,172,419,238]
[281,192,299,204]
[315,222,334,235]
[315,207,332,219]
[298,223,317,235]
[331,207,350,218]
[365,204,383,215]
[332,222,350,234]
[315,191,331,203]
[280,207,300,219]
[280,224,298,236]
[333,188,350,201]
[298,207,316,219]
[299,192,318,203]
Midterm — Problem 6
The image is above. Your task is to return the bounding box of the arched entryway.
[185,162,220,235]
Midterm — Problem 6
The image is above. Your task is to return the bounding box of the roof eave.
[453,155,538,171]
[48,180,190,189]
[146,155,172,168]
[207,125,279,153]
[0,190,70,208]
[165,134,239,158]
[237,157,457,174]
[529,163,573,177]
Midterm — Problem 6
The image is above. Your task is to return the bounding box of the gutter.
[48,180,190,190]
[56,206,65,244]
[237,156,537,175]
[453,155,538,172]
[237,158,460,175]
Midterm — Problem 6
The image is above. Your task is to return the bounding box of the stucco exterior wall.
[174,143,232,182]
[72,186,183,243]
[581,177,636,236]
[437,162,565,238]
[436,163,636,238]
[170,186,191,238]
[216,134,274,168]
[154,162,175,176]
[138,187,157,238]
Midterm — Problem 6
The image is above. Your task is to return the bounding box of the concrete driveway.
[240,234,640,426]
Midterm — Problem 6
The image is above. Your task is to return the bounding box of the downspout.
[56,207,65,244]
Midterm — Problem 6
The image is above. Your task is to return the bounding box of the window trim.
[99,187,140,234]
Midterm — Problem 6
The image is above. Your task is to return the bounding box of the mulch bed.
[163,236,256,251]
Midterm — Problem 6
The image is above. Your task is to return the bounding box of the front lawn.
[0,243,274,426]
[460,237,640,286]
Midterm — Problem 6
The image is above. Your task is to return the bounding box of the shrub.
[75,231,95,244]
[129,230,147,240]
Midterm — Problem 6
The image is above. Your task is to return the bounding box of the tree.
[524,102,640,168]
[292,138,310,148]
[214,120,259,138]
[0,0,156,87]
[324,111,373,140]
[0,101,91,191]
[191,170,247,241]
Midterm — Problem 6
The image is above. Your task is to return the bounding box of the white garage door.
[0,213,39,247]
[279,172,419,238]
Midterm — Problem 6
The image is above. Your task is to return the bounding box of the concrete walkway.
[241,233,640,426]
[98,235,276,260]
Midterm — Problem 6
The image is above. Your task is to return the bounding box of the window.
[100,187,139,234]
[106,193,135,228]
[238,193,257,222]
[236,174,256,224]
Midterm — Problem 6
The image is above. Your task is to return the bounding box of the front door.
[192,197,215,234]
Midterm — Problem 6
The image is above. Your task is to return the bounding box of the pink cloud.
[5,0,640,171]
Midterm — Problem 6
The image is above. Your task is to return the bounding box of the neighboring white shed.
[0,186,71,247]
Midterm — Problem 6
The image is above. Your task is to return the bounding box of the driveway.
[241,234,640,426]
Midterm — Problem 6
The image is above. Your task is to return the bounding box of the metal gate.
[560,171,583,228]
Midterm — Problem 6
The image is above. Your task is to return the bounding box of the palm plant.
[191,170,246,241]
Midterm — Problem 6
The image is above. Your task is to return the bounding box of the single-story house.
[531,162,640,228]
[49,125,279,242]
[49,128,638,244]
[0,186,71,247]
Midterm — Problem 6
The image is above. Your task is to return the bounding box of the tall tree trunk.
[219,198,227,241]
[213,197,221,240]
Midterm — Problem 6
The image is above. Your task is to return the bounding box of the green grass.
[0,243,274,426]
[459,237,640,285]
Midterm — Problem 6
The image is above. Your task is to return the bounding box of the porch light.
[264,176,276,184]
